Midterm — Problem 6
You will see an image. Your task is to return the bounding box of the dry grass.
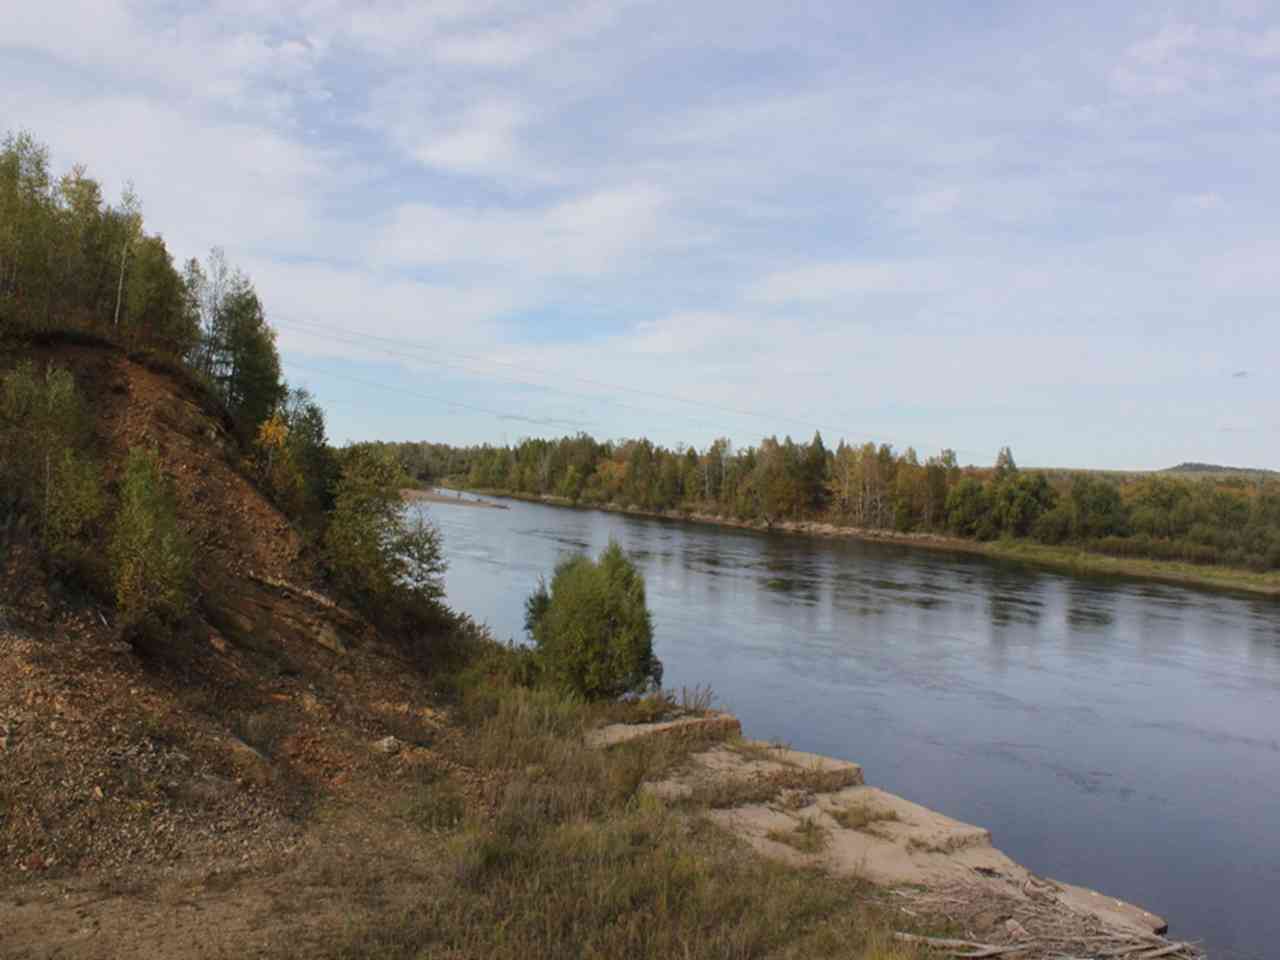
[724,736,793,763]
[832,802,902,832]
[767,816,830,854]
[689,765,862,810]
[315,806,922,960]
[592,683,716,726]
[287,663,933,960]
[398,775,467,833]
[679,683,716,714]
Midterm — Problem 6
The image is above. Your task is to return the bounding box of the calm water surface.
[414,495,1280,960]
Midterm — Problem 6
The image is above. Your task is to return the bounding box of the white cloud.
[0,87,340,264]
[1174,191,1226,214]
[434,4,621,67]
[244,258,516,360]
[4,0,1280,467]
[374,184,674,277]
[747,261,952,305]
[0,1,325,111]
[412,101,531,175]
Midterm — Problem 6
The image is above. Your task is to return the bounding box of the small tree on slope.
[525,540,662,700]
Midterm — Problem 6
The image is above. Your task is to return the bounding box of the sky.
[2,0,1277,469]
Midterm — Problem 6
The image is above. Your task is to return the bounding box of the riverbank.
[448,485,1280,599]
[401,487,509,509]
[590,710,1202,958]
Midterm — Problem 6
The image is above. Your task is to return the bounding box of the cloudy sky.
[3,1,1277,468]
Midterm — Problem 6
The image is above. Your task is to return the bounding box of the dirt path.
[3,800,435,960]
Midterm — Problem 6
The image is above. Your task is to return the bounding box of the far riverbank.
[441,484,1280,599]
[401,487,509,509]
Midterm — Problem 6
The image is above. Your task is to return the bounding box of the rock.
[373,736,402,755]
[313,622,347,655]
[179,774,239,806]
[225,737,274,786]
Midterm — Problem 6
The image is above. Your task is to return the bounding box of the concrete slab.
[591,711,1169,939]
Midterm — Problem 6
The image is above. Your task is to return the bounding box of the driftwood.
[890,881,1204,960]
[893,933,1030,957]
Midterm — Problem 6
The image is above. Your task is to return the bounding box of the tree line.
[1,129,446,639]
[1,130,289,440]
[386,433,1280,572]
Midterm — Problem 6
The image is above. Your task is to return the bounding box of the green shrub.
[525,540,662,700]
[46,448,105,559]
[0,361,103,561]
[323,445,447,608]
[110,447,192,628]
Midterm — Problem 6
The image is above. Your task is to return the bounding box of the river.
[411,494,1280,959]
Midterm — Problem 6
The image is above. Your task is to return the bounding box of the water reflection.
[421,497,1280,960]
[1067,580,1115,630]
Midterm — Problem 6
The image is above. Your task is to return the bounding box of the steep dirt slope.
[0,343,455,893]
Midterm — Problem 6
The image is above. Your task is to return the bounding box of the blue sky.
[3,0,1277,468]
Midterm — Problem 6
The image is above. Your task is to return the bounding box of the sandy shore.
[590,712,1202,958]
[401,488,509,509]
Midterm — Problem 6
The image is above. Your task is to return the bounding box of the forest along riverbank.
[419,492,1280,960]
[446,486,1280,598]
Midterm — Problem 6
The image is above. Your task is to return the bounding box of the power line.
[275,319,739,436]
[276,316,983,457]
[280,317,790,425]
[281,360,597,432]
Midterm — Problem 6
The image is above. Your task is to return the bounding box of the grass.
[832,802,901,833]
[319,808,921,960]
[971,540,1280,597]
[767,816,830,854]
[290,649,932,960]
[399,774,467,833]
[688,764,862,810]
[724,736,793,763]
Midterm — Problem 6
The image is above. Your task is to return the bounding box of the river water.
[412,494,1280,959]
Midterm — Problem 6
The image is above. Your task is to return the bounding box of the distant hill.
[1164,462,1280,479]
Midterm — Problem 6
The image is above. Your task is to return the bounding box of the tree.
[801,431,829,513]
[753,436,799,521]
[215,283,284,437]
[0,131,53,312]
[124,234,196,353]
[947,477,995,539]
[110,447,192,629]
[990,471,1056,538]
[524,540,662,700]
[112,182,142,330]
[323,445,446,608]
[279,387,338,521]
[993,446,1018,482]
[0,362,99,556]
[53,164,105,319]
[1070,475,1128,539]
